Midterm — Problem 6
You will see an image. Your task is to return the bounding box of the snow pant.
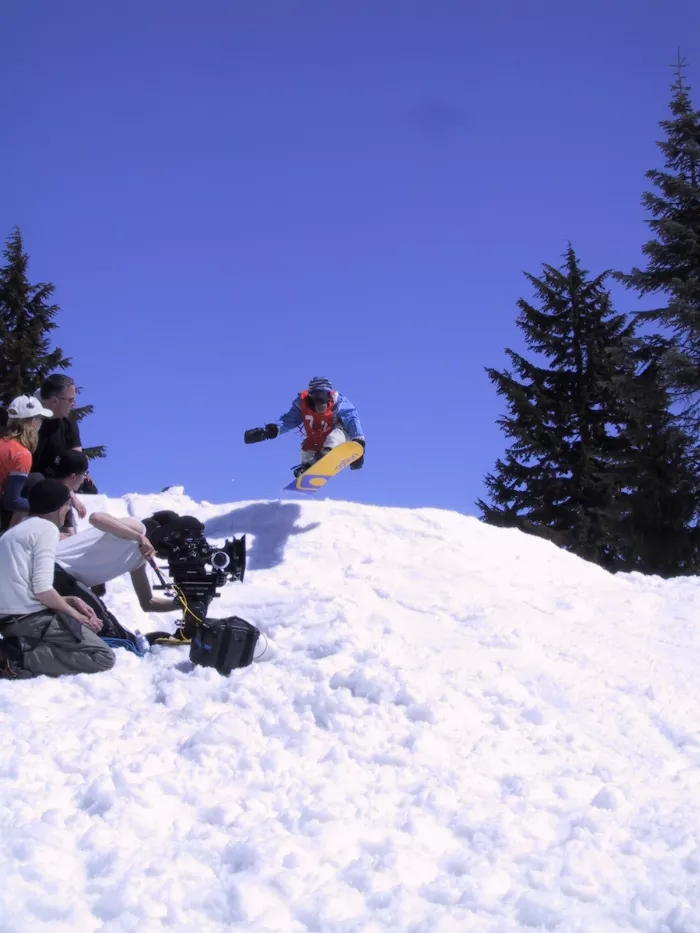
[301,426,348,465]
[0,610,115,677]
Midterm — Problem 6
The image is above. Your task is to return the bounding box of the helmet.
[308,376,332,404]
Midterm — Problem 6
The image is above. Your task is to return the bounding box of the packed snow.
[1,489,700,932]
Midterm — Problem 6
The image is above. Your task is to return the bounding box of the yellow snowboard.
[284,441,364,494]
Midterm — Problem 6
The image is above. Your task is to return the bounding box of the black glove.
[244,424,279,444]
[350,438,365,470]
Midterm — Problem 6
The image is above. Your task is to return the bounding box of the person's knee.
[100,647,116,671]
[324,427,348,450]
[91,646,116,673]
[121,519,146,534]
[78,631,117,674]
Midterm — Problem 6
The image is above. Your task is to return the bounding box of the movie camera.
[144,511,247,634]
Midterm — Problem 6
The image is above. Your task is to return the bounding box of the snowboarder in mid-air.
[244,377,366,476]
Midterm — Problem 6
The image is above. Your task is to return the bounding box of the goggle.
[310,390,331,404]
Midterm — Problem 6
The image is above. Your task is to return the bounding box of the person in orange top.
[0,396,54,509]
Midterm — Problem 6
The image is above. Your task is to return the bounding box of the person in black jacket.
[32,374,99,495]
[32,375,82,475]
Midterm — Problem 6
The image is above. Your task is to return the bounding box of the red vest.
[299,390,336,451]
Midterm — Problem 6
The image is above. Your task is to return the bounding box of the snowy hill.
[2,491,700,933]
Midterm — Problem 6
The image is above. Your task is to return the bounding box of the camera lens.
[211,550,230,570]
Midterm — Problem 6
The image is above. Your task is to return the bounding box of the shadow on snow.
[204,501,320,571]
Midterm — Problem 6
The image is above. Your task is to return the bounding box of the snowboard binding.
[291,450,327,478]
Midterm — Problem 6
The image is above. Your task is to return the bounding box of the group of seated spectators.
[0,375,179,679]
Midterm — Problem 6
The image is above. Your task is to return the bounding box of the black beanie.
[142,510,181,542]
[28,479,72,515]
[48,449,89,479]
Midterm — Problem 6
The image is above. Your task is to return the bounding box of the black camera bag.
[190,616,260,675]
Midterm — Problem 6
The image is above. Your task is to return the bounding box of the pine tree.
[478,246,635,567]
[72,394,106,461]
[0,228,70,404]
[618,55,700,429]
[0,228,105,460]
[615,338,700,575]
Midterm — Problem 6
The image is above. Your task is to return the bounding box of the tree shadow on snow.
[204,502,320,571]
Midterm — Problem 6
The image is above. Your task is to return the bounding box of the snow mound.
[2,492,700,932]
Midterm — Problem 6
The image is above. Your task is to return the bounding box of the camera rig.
[143,511,247,642]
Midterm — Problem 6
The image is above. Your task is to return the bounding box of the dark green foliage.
[614,339,700,575]
[73,397,106,461]
[478,246,634,567]
[617,56,700,430]
[0,228,70,404]
[480,244,700,576]
[0,228,105,460]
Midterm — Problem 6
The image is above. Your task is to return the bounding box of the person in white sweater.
[0,479,115,679]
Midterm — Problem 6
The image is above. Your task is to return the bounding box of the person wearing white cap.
[0,395,53,524]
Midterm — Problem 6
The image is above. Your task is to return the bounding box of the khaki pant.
[0,610,115,677]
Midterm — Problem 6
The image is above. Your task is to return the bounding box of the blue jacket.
[275,391,365,440]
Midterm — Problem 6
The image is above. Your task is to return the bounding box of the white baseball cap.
[7,395,54,420]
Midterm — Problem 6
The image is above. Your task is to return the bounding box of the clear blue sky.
[4,1,700,514]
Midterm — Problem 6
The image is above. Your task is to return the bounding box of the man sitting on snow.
[55,512,180,615]
[0,479,115,679]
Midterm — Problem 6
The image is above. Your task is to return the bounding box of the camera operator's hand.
[244,424,279,444]
[138,535,156,561]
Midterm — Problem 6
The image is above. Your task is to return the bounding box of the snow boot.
[292,450,328,478]
[0,641,34,679]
